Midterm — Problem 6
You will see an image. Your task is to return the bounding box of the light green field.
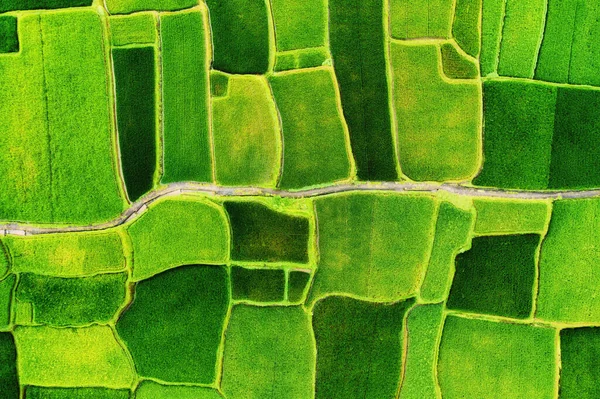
[109,13,156,47]
[389,0,454,39]
[452,0,481,57]
[473,198,550,234]
[127,197,228,281]
[14,325,135,388]
[212,74,281,187]
[391,42,481,182]
[135,381,223,398]
[269,67,352,189]
[270,0,326,51]
[105,0,196,14]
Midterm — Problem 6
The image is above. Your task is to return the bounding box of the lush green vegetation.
[480,0,504,76]
[440,42,478,79]
[473,198,550,234]
[287,270,311,303]
[0,332,18,397]
[390,0,453,39]
[447,234,540,319]
[117,265,229,384]
[231,266,285,302]
[109,13,156,47]
[105,0,195,14]
[205,0,271,74]
[391,42,481,181]
[0,275,15,329]
[309,193,437,304]
[271,0,326,51]
[438,316,556,398]
[560,327,600,399]
[112,46,157,202]
[222,306,314,399]
[270,68,352,189]
[224,201,309,263]
[16,272,127,326]
[452,0,481,58]
[135,381,223,398]
[212,74,280,187]
[329,0,398,181]
[0,0,90,12]
[0,16,18,54]
[161,10,212,183]
[25,387,130,399]
[14,325,135,388]
[127,197,228,281]
[313,296,415,398]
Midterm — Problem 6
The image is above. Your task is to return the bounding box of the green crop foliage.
[474,80,556,190]
[206,0,271,74]
[270,68,352,189]
[14,325,135,388]
[398,304,444,399]
[127,197,228,281]
[0,332,18,398]
[480,0,505,76]
[447,234,540,319]
[221,305,315,399]
[440,42,478,79]
[109,13,156,46]
[0,0,91,12]
[271,0,326,51]
[212,74,281,187]
[438,315,556,398]
[391,42,481,181]
[496,0,546,78]
[537,199,600,323]
[25,387,130,399]
[560,327,600,399]
[329,0,398,181]
[105,0,195,14]
[473,198,550,234]
[452,0,481,57]
[313,296,415,399]
[0,16,18,53]
[161,10,212,183]
[117,265,229,384]
[287,270,311,303]
[390,0,454,39]
[16,273,127,326]
[420,201,474,303]
[112,46,157,202]
[309,193,437,304]
[0,275,15,329]
[135,381,223,398]
[224,200,310,264]
[231,266,285,302]
[568,2,600,86]
[4,231,125,277]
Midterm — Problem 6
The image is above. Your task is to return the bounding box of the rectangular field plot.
[109,13,156,46]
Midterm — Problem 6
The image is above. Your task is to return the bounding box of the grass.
[288,270,311,303]
[534,0,578,83]
[16,272,127,326]
[0,16,18,54]
[440,42,479,79]
[537,199,600,323]
[210,71,229,97]
[329,0,398,181]
[473,80,556,190]
[452,0,481,57]
[212,74,280,187]
[398,304,444,399]
[0,11,126,225]
[135,381,223,398]
[496,0,547,78]
[391,42,481,182]
[548,87,600,189]
[308,193,437,304]
[116,265,229,384]
[205,0,271,74]
[112,46,157,202]
[25,387,130,399]
[105,0,195,14]
[438,315,556,398]
[0,0,91,12]
[420,201,474,303]
[221,305,315,399]
[0,275,15,329]
[127,197,228,281]
[4,231,125,276]
[559,327,600,399]
[480,0,505,76]
[269,68,352,189]
[447,234,540,319]
[14,325,134,388]
[312,296,415,399]
[160,10,212,184]
[231,266,285,302]
[0,332,18,398]
[274,53,297,71]
[109,13,156,47]
[473,198,550,234]
[297,47,329,69]
[389,0,454,39]
[270,0,326,51]
[224,200,309,263]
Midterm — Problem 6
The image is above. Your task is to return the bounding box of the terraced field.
[1,0,600,398]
